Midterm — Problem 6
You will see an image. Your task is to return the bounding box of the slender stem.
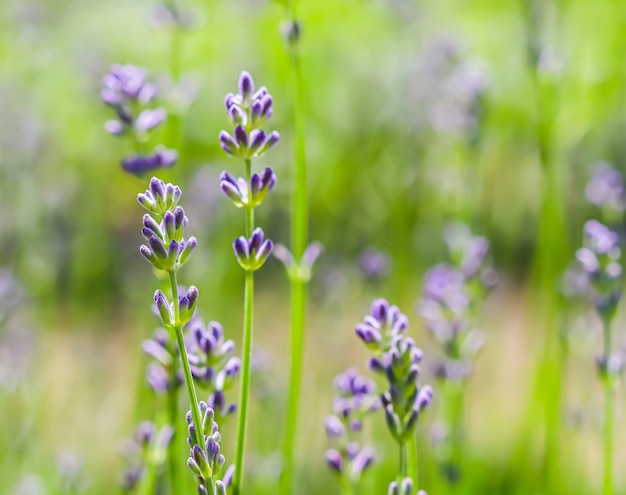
[233,270,254,495]
[290,36,308,259]
[137,455,159,495]
[166,374,181,494]
[603,319,614,495]
[281,3,309,493]
[169,270,205,454]
[340,472,354,495]
[281,278,306,492]
[398,441,407,480]
[407,433,418,488]
[233,159,256,495]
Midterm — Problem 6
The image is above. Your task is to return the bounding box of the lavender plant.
[575,219,623,495]
[417,224,494,484]
[101,64,177,175]
[324,368,379,494]
[219,71,279,495]
[355,299,433,490]
[137,177,216,494]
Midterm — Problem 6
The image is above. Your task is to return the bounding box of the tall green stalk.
[166,370,181,493]
[521,1,567,489]
[602,319,614,495]
[169,271,205,451]
[233,160,256,495]
[281,3,310,493]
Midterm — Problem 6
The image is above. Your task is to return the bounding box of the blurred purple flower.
[585,162,625,212]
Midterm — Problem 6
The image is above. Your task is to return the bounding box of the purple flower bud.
[149,236,167,259]
[256,130,280,157]
[228,104,246,126]
[224,93,235,109]
[325,449,343,474]
[248,129,266,155]
[324,415,345,438]
[416,385,434,411]
[234,125,248,148]
[135,107,167,133]
[219,131,238,156]
[105,119,124,135]
[238,71,254,105]
[233,236,249,261]
[177,237,197,267]
[350,447,376,478]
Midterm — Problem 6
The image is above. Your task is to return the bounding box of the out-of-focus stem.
[281,2,310,493]
[233,159,255,495]
[603,319,614,495]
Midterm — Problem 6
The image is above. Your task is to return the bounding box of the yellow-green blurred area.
[2,0,626,493]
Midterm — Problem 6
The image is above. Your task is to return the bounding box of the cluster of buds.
[388,478,427,495]
[101,64,176,175]
[576,220,623,323]
[233,228,274,272]
[187,318,240,422]
[355,299,433,451]
[324,368,378,482]
[120,421,173,492]
[220,167,276,209]
[186,403,233,495]
[138,178,197,274]
[417,225,495,381]
[220,71,280,160]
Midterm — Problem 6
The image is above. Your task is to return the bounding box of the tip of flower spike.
[238,71,254,101]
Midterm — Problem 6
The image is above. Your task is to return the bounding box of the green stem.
[340,473,354,495]
[166,373,181,494]
[603,319,614,495]
[407,433,418,488]
[168,270,205,463]
[281,5,309,493]
[398,441,407,480]
[233,159,256,495]
[137,455,159,495]
[281,278,306,492]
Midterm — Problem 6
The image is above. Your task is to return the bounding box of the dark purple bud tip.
[238,71,254,101]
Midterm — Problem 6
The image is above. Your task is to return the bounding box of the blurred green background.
[2,0,626,493]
